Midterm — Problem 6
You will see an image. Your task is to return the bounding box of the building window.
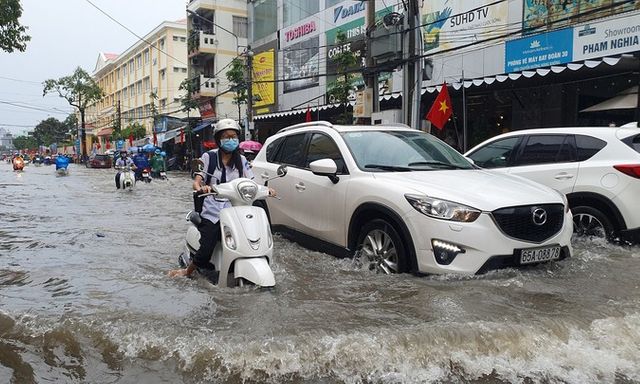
[160,69,166,80]
[180,36,186,42]
[153,58,157,66]
[143,77,150,91]
[233,16,248,39]
[253,0,277,40]
[136,54,142,68]
[143,50,149,64]
[129,59,134,73]
[130,86,134,98]
[160,99,166,109]
[173,36,178,41]
[136,81,142,94]
[159,38,165,49]
[181,68,187,73]
[283,0,318,28]
[116,68,120,80]
[173,67,180,73]
[325,0,342,7]
[123,65,127,77]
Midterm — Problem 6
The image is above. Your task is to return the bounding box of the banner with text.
[421,0,509,54]
[505,28,573,72]
[252,48,276,110]
[573,12,640,61]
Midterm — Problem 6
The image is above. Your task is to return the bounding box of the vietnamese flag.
[179,129,184,143]
[153,131,158,146]
[128,133,134,146]
[106,139,111,149]
[426,83,452,130]
[305,106,312,122]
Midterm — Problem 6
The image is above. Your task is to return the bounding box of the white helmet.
[213,118,241,139]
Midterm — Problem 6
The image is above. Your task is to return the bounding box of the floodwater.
[1,162,639,384]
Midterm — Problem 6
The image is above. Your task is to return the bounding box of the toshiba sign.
[285,21,316,42]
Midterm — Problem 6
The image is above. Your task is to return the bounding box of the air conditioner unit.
[371,109,402,125]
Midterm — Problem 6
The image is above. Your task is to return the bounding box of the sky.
[0,0,187,136]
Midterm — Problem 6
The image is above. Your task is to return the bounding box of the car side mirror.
[309,159,339,184]
[464,156,475,165]
[276,164,288,177]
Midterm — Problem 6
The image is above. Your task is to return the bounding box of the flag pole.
[462,70,468,152]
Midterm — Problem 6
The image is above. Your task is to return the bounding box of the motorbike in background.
[141,167,152,183]
[115,166,136,190]
[55,156,70,176]
[12,157,25,171]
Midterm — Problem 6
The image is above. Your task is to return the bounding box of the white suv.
[465,126,640,244]
[252,122,573,275]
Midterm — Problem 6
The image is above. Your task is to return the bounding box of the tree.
[149,91,160,133]
[327,31,358,125]
[43,67,103,162]
[226,57,247,121]
[12,134,36,150]
[0,0,30,53]
[32,117,67,146]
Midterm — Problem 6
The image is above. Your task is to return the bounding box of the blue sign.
[74,139,80,153]
[116,139,124,150]
[505,28,573,73]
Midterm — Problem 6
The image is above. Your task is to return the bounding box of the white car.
[465,126,640,244]
[252,121,573,275]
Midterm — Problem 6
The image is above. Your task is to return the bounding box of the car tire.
[572,206,615,240]
[356,219,408,274]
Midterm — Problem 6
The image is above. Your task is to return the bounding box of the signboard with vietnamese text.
[421,0,509,54]
[573,12,640,61]
[252,49,276,109]
[505,28,573,72]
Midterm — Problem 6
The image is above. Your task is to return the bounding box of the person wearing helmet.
[168,119,275,278]
[114,149,137,188]
[150,148,165,178]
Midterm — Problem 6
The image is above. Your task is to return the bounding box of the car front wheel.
[572,206,615,240]
[356,219,407,274]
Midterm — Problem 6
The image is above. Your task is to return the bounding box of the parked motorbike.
[115,166,136,190]
[177,163,287,288]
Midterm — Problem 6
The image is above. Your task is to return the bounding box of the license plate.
[143,172,149,177]
[519,246,561,264]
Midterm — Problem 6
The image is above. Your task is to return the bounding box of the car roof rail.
[277,120,334,133]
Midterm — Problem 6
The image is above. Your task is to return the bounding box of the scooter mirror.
[194,159,204,172]
[276,165,288,177]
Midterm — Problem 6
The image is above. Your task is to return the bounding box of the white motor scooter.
[116,166,136,190]
[178,163,287,288]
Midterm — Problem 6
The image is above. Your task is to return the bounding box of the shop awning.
[414,56,625,96]
[96,128,113,136]
[253,102,352,120]
[581,86,638,112]
[157,125,186,144]
[192,121,213,133]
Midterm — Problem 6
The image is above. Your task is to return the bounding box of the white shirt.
[197,150,254,223]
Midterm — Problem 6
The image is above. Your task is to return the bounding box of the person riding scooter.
[168,118,276,279]
[132,150,151,182]
[115,149,137,189]
[55,154,70,175]
[150,149,166,179]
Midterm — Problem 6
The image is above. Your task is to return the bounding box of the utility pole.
[365,0,379,115]
[116,100,122,132]
[402,0,422,128]
[246,46,254,140]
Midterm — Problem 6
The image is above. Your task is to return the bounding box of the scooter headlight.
[237,181,258,203]
[405,194,481,222]
[223,226,237,250]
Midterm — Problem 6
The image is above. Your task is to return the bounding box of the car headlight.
[237,181,258,202]
[405,194,481,222]
[556,190,570,213]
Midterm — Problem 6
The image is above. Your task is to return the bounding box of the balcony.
[189,74,217,99]
[187,0,214,13]
[188,30,217,58]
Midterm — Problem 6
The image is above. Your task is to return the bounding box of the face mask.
[220,138,239,152]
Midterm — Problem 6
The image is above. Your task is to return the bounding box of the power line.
[83,0,188,66]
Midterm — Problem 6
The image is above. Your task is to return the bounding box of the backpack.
[204,149,243,185]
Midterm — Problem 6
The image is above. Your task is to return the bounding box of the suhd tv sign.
[505,28,573,72]
[573,13,640,61]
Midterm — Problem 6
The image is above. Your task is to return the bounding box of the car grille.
[491,204,564,243]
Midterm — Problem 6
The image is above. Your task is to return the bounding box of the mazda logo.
[532,208,547,226]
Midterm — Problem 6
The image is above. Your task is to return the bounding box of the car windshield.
[341,130,474,171]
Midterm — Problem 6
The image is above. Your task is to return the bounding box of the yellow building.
[86,20,190,149]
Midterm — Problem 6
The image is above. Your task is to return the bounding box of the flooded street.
[1,162,640,384]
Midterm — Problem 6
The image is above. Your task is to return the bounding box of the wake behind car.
[465,126,640,243]
[252,121,573,276]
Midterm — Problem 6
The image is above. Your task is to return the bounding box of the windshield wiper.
[364,164,413,172]
[407,161,469,169]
